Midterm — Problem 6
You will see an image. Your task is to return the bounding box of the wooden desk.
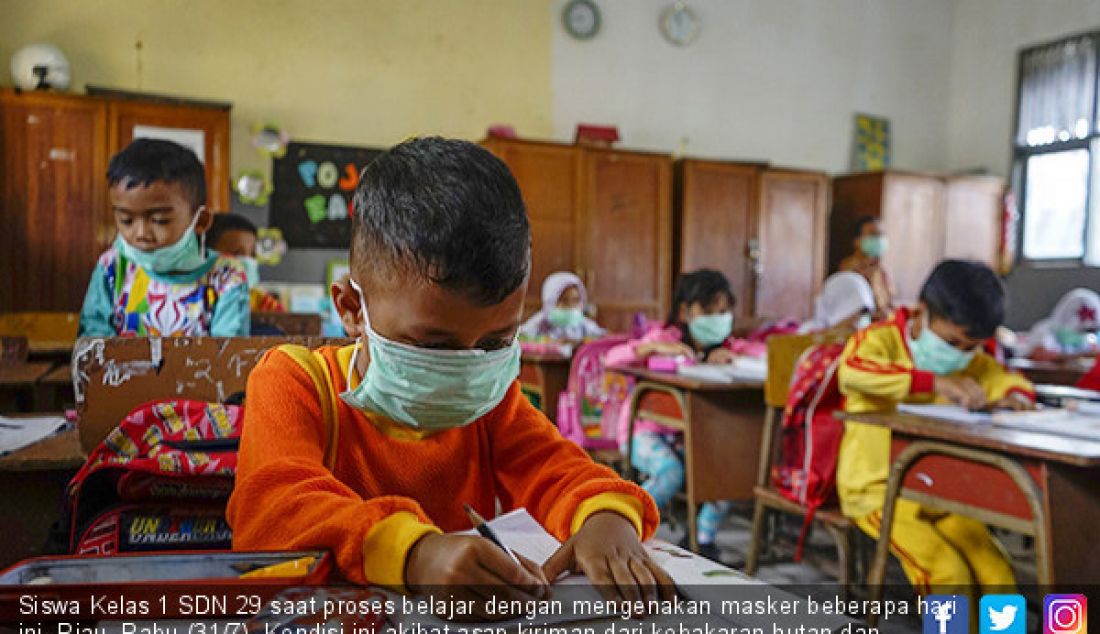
[1007,357,1091,386]
[616,366,765,551]
[0,424,85,567]
[0,362,53,412]
[844,410,1100,593]
[519,352,572,421]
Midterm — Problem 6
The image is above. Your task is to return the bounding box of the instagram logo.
[1045,594,1088,634]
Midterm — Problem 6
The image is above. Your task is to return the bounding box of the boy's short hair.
[920,259,1005,339]
[107,138,206,210]
[666,268,736,325]
[350,137,530,305]
[853,215,879,238]
[208,213,258,247]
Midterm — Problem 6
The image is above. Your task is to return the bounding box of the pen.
[463,503,522,566]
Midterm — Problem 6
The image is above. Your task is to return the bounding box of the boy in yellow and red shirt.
[837,260,1033,592]
[226,138,670,607]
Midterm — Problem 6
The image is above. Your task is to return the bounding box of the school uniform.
[836,307,1033,590]
[226,344,656,588]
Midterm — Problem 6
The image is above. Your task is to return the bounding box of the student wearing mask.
[839,216,894,318]
[1017,288,1100,361]
[207,213,285,313]
[798,272,877,336]
[78,139,249,337]
[518,271,606,342]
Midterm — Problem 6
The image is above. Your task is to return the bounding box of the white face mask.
[116,208,206,274]
[339,280,522,430]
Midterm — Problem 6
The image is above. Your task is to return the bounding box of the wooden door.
[944,175,1003,267]
[0,91,108,311]
[482,139,580,317]
[880,173,946,304]
[107,98,231,210]
[580,149,672,332]
[753,169,829,319]
[675,160,758,321]
[828,172,886,274]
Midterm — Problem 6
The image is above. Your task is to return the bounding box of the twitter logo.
[983,594,1027,634]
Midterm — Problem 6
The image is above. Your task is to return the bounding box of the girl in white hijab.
[519,271,607,341]
[798,272,876,334]
[1018,288,1100,360]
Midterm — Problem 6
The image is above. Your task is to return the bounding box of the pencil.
[463,503,522,566]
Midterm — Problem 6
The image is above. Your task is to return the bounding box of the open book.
[897,403,1100,441]
[677,357,767,383]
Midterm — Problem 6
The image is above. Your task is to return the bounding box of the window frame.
[1012,30,1100,270]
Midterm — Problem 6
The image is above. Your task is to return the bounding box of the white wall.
[551,0,954,174]
[946,0,1100,175]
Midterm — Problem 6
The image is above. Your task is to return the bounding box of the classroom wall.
[550,0,954,174]
[945,0,1100,329]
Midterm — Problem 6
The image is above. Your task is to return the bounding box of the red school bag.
[59,399,243,555]
[771,341,847,559]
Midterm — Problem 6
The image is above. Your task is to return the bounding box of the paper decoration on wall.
[851,114,890,171]
[233,170,272,206]
[251,123,290,158]
[255,227,287,266]
[271,141,384,248]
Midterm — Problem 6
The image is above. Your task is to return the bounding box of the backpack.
[56,345,341,556]
[59,399,244,555]
[771,341,846,560]
[556,335,630,451]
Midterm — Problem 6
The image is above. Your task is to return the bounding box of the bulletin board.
[271,141,384,248]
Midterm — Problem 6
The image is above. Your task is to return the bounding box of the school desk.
[0,362,54,412]
[519,351,572,421]
[1006,357,1091,386]
[38,365,75,411]
[614,366,766,552]
[0,423,84,567]
[843,409,1100,597]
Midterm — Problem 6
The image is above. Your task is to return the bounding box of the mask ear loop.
[194,206,207,257]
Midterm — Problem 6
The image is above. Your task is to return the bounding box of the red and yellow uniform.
[249,288,285,313]
[837,308,1033,590]
[227,344,656,588]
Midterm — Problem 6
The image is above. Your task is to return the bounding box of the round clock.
[562,0,601,40]
[660,2,699,46]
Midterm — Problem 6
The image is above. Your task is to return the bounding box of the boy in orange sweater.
[227,137,669,606]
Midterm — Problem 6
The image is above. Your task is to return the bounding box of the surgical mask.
[548,307,584,329]
[340,280,521,430]
[860,236,888,258]
[1055,328,1088,350]
[241,257,260,287]
[908,318,976,375]
[116,210,206,275]
[689,312,734,348]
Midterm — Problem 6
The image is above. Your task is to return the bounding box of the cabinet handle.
[747,239,763,276]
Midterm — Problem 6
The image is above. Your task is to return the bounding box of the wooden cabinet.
[674,160,828,320]
[0,89,231,312]
[482,138,671,332]
[830,171,1003,304]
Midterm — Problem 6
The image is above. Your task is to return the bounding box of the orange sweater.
[227,345,658,587]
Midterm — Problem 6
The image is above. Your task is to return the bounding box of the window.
[1014,32,1100,265]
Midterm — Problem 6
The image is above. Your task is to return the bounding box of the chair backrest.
[73,335,353,453]
[0,336,29,363]
[0,312,79,345]
[765,334,820,409]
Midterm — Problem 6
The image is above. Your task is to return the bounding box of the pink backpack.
[556,335,630,451]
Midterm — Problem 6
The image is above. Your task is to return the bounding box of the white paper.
[677,358,766,383]
[897,403,993,425]
[991,409,1100,441]
[132,125,206,164]
[0,415,69,455]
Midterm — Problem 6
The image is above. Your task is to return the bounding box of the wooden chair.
[744,333,858,596]
[0,312,79,357]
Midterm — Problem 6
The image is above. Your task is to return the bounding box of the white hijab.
[541,271,587,314]
[1019,288,1100,354]
[799,272,876,333]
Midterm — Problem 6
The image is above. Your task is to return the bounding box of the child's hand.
[705,348,736,365]
[934,375,988,410]
[406,533,549,620]
[638,342,694,359]
[990,392,1036,411]
[542,512,676,603]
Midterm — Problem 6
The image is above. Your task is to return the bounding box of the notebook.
[0,415,69,456]
[677,358,767,383]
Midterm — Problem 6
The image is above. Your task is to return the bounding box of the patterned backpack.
[556,335,631,452]
[771,341,847,559]
[59,399,243,555]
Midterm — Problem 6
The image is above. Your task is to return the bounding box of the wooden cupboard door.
[482,140,580,317]
[676,161,757,321]
[881,174,946,304]
[107,100,231,211]
[580,150,672,332]
[944,175,1003,267]
[1,93,107,311]
[753,170,829,319]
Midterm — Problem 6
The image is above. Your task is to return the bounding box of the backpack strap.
[276,344,342,471]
